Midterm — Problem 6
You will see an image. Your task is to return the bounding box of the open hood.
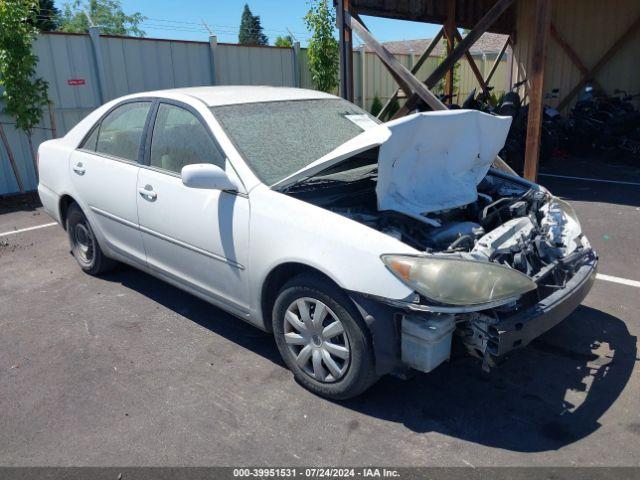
[276,110,511,216]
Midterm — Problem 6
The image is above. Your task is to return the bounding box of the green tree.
[274,35,293,48]
[370,96,382,116]
[304,0,338,93]
[28,0,60,31]
[0,0,50,177]
[238,4,268,46]
[58,0,145,37]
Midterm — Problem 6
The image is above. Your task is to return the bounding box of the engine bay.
[286,168,590,295]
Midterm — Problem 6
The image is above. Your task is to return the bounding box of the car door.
[69,100,152,263]
[136,101,250,317]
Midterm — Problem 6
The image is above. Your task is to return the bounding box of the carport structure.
[336,0,640,181]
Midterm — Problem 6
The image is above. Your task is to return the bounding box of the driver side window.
[150,103,225,174]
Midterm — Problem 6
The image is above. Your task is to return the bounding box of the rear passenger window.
[150,103,224,174]
[93,102,151,162]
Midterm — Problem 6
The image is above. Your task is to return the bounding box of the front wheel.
[273,273,378,400]
[66,203,116,275]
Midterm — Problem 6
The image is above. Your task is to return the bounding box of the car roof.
[131,85,338,107]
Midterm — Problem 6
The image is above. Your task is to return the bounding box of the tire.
[272,273,378,400]
[66,202,116,275]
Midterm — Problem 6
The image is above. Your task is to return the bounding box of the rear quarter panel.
[37,139,74,223]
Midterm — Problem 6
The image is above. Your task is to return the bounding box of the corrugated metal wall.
[0,31,507,195]
[512,0,640,112]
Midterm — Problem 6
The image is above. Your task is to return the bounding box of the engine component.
[424,221,484,249]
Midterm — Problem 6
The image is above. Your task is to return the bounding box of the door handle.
[138,185,157,200]
[72,162,85,175]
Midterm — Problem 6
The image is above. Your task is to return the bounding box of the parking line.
[0,222,57,237]
[596,273,640,289]
[539,173,640,187]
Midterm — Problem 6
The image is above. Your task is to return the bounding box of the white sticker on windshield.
[345,114,378,130]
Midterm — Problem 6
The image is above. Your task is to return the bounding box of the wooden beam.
[550,22,603,91]
[395,0,516,118]
[558,15,640,110]
[347,13,446,112]
[523,0,552,181]
[444,0,456,98]
[453,29,490,99]
[377,27,444,119]
[485,35,510,86]
[0,124,25,193]
[337,0,354,101]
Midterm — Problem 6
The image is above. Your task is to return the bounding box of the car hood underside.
[275,109,512,217]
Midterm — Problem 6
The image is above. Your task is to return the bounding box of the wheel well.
[58,194,76,230]
[260,263,338,332]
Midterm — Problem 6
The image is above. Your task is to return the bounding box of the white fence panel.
[216,44,295,86]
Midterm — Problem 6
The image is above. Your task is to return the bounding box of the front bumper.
[351,252,598,376]
[486,254,598,358]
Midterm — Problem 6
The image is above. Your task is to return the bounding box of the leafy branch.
[0,0,49,178]
[304,0,339,93]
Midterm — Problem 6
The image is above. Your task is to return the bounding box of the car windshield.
[211,98,381,185]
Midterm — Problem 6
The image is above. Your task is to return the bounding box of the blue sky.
[55,0,441,46]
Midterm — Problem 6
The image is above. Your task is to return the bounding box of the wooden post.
[0,124,25,193]
[444,0,456,99]
[523,0,552,181]
[337,0,354,101]
[360,44,367,109]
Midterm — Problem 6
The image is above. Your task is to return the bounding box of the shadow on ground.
[0,192,41,214]
[342,305,637,452]
[101,266,637,454]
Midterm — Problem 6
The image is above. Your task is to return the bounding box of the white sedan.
[38,86,597,399]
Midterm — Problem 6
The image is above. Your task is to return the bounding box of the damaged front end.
[279,110,597,375]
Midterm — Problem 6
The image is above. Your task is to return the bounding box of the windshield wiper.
[280,170,377,193]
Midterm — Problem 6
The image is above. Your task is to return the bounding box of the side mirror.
[181,164,238,191]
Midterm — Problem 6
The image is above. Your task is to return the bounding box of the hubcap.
[283,297,350,383]
[73,221,94,264]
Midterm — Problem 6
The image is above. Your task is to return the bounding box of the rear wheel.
[272,273,377,400]
[66,203,116,275]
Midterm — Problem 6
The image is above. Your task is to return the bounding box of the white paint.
[0,222,57,237]
[539,173,640,187]
[377,110,512,216]
[597,273,640,288]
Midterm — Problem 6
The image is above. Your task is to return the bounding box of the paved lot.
[1,158,639,466]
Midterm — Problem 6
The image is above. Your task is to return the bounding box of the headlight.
[381,254,536,307]
[552,196,581,229]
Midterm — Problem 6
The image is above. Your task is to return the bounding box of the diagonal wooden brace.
[557,15,640,110]
[393,0,516,118]
[347,13,446,112]
[377,27,445,120]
